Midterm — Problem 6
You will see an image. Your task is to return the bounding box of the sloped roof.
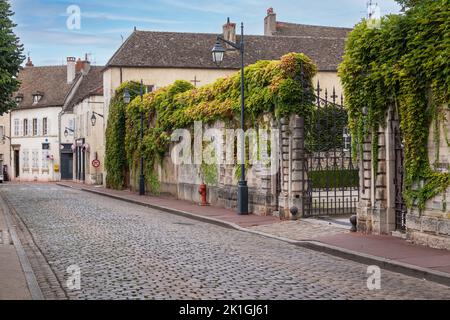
[106,30,348,71]
[14,66,77,109]
[65,66,104,111]
[273,22,351,39]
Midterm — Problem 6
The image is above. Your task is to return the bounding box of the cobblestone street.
[1,184,449,300]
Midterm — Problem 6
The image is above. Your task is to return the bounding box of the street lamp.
[91,112,104,127]
[64,127,74,138]
[211,22,248,215]
[123,80,145,196]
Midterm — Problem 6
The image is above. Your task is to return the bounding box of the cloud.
[81,11,183,24]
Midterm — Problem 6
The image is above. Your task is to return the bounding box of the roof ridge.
[277,21,353,30]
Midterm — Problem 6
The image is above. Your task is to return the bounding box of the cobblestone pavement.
[1,184,449,300]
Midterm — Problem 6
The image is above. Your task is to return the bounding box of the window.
[23,119,28,136]
[32,118,38,136]
[0,125,4,139]
[22,149,29,169]
[14,119,19,136]
[32,150,39,169]
[43,118,48,136]
[42,150,49,170]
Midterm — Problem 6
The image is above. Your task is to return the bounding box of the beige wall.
[0,112,11,180]
[10,106,62,182]
[72,95,105,185]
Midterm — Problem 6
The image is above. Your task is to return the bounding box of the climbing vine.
[339,0,450,209]
[106,53,317,192]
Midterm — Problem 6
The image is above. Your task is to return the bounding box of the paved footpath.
[0,183,449,300]
[0,191,31,300]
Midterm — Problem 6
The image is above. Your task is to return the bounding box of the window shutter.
[28,119,32,136]
[47,118,51,136]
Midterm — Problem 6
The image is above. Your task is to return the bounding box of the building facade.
[0,112,11,181]
[11,63,76,182]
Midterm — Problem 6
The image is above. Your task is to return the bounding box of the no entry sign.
[92,159,101,168]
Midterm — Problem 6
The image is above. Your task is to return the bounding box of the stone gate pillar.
[277,115,308,219]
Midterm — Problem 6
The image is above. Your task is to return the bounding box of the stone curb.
[57,183,450,287]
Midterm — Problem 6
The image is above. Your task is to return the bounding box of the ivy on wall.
[105,81,141,189]
[338,0,450,209]
[105,53,317,192]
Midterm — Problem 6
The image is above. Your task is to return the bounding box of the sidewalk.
[0,194,31,300]
[57,181,450,286]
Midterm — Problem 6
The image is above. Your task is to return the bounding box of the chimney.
[223,17,236,48]
[264,7,277,36]
[67,57,76,84]
[82,53,91,75]
[25,55,34,67]
[75,58,83,73]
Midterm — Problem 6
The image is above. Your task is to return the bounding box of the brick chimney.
[223,17,236,48]
[264,7,277,36]
[75,58,83,73]
[25,55,34,67]
[67,57,76,84]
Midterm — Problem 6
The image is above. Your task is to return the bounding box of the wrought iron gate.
[301,84,359,216]
[393,121,407,231]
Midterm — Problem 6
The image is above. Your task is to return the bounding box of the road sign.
[92,159,101,168]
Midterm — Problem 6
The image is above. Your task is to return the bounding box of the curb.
[57,183,450,287]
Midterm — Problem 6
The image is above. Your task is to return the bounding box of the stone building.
[0,111,11,181]
[357,105,450,249]
[10,56,103,183]
[60,62,104,185]
[10,61,75,182]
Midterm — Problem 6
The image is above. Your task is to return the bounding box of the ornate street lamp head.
[123,89,131,104]
[211,41,225,66]
[91,113,97,127]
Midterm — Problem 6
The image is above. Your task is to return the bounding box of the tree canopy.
[0,0,24,115]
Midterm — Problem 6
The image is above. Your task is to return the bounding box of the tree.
[0,0,24,115]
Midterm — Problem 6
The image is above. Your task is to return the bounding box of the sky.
[10,0,402,66]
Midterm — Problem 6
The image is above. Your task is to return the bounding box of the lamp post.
[211,22,248,215]
[123,80,145,196]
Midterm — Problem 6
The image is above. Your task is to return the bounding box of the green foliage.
[0,0,24,114]
[309,169,359,189]
[105,81,141,189]
[339,0,450,209]
[110,53,317,190]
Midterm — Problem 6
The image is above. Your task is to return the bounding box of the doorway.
[14,149,19,178]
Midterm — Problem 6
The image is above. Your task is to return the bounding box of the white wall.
[72,95,105,184]
[10,106,62,182]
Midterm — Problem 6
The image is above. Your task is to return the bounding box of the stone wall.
[356,105,450,250]
[128,114,306,218]
[406,107,450,249]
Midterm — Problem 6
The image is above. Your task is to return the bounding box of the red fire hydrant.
[198,183,210,206]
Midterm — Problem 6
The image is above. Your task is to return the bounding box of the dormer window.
[32,91,44,104]
[15,94,24,104]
